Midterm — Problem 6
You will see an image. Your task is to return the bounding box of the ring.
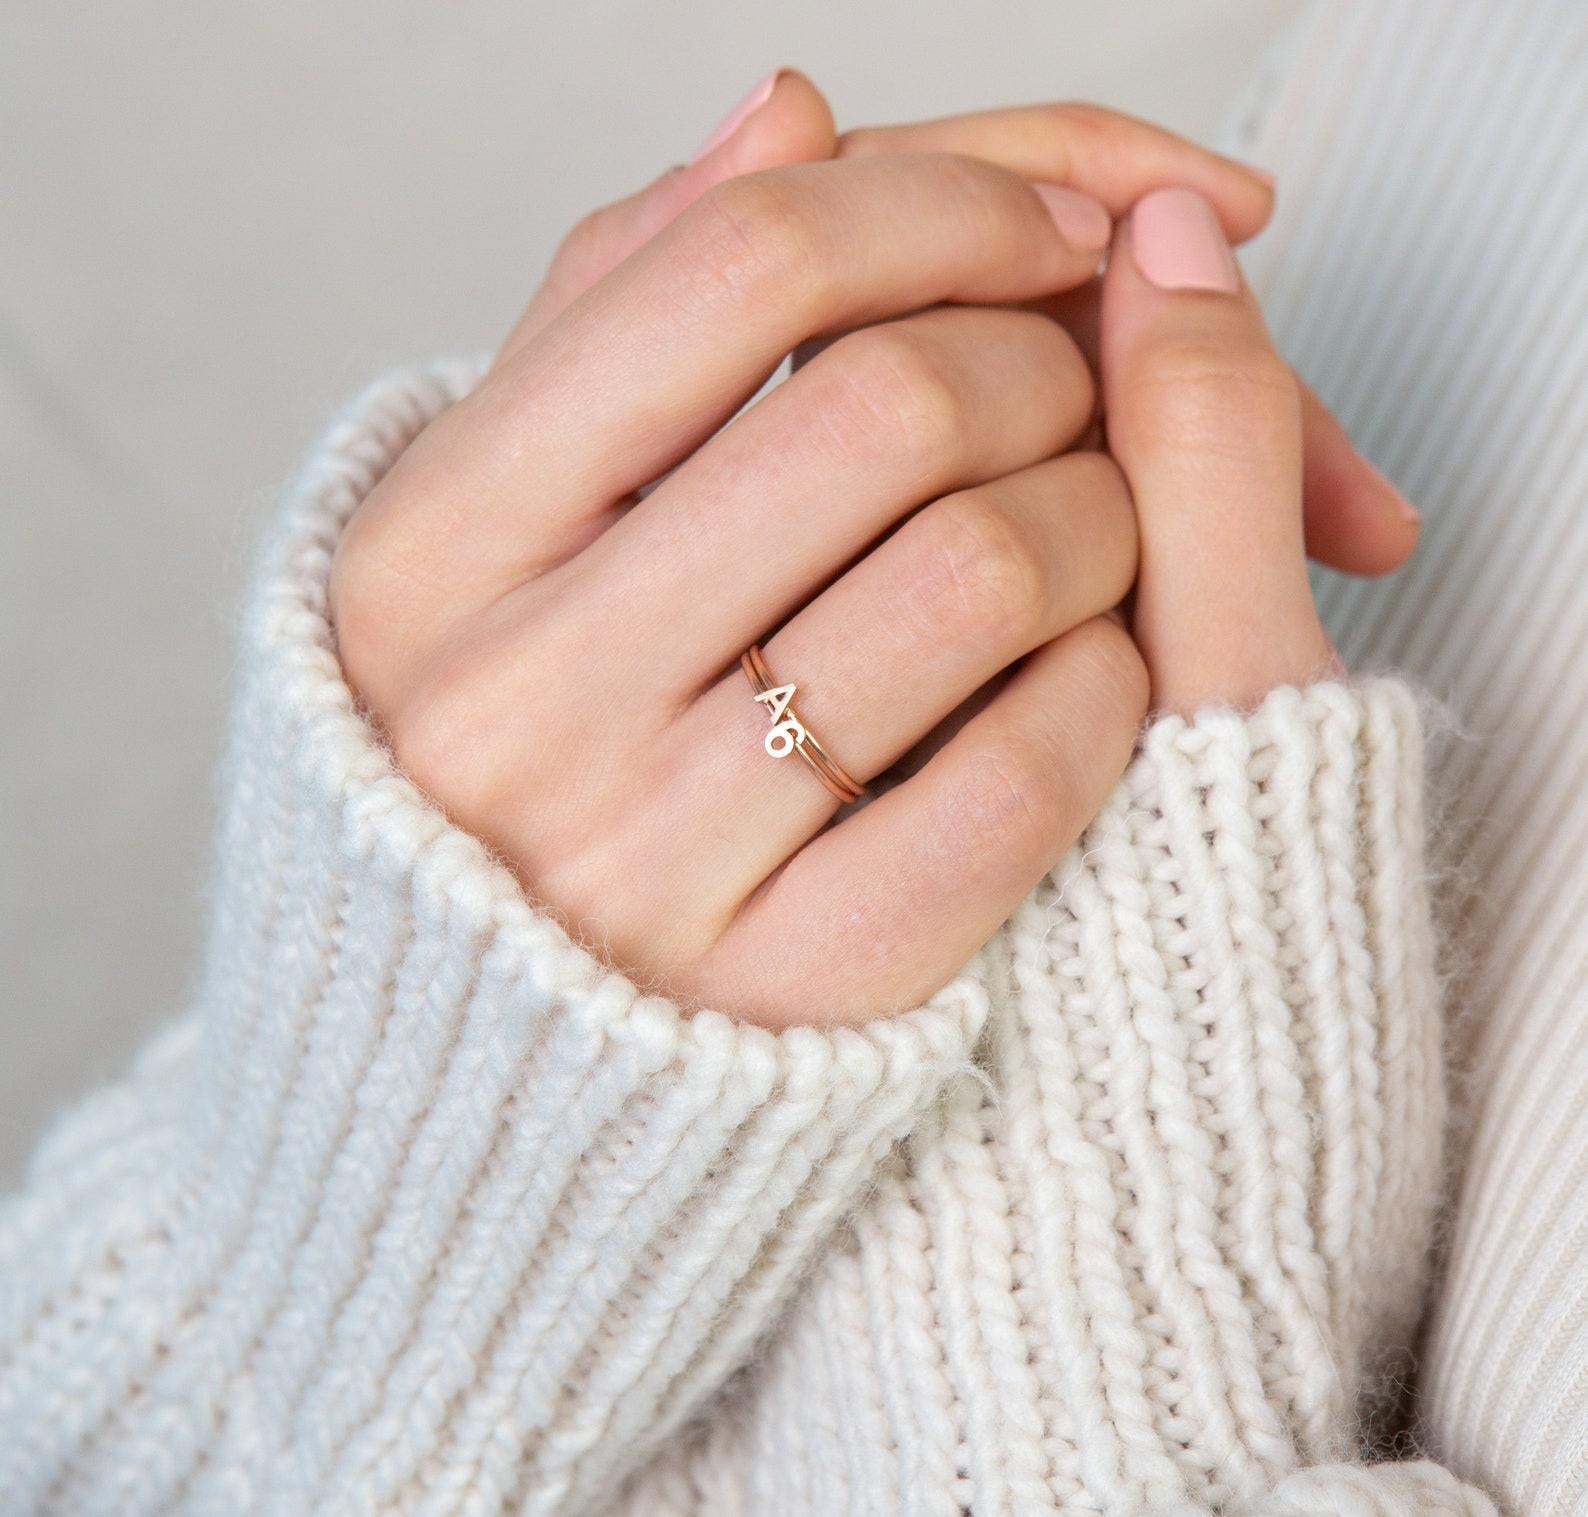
[741,644,866,804]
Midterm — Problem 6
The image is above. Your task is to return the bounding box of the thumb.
[1100,186,1338,713]
[497,69,836,363]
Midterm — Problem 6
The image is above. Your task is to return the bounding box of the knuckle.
[683,170,821,308]
[982,627,1147,851]
[952,620,1149,863]
[1018,103,1093,174]
[1042,100,1114,144]
[1131,334,1298,444]
[920,148,1002,198]
[912,489,1045,641]
[822,324,967,471]
[955,740,1063,861]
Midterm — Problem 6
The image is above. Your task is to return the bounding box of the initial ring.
[741,645,865,804]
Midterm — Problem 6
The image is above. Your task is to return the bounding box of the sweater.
[0,360,1498,1515]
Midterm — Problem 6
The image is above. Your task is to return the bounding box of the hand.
[333,144,1167,1028]
[510,72,1419,580]
[327,97,1323,1030]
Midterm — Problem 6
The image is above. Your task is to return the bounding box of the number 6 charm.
[741,646,866,805]
[754,683,806,757]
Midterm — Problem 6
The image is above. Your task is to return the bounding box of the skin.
[506,74,1421,577]
[330,80,1360,1028]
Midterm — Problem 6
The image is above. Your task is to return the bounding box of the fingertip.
[692,68,837,176]
[624,70,837,268]
[1031,182,1113,254]
[765,69,839,157]
[498,70,836,365]
[1303,456,1423,578]
[1054,103,1275,242]
[1348,455,1423,575]
[1298,385,1422,578]
[1214,160,1277,243]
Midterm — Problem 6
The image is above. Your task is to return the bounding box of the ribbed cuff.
[607,676,1482,1516]
[1045,676,1446,1467]
[0,364,987,1517]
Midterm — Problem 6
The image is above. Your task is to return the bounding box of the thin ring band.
[743,649,865,804]
[741,645,866,804]
[742,646,864,803]
[745,646,866,803]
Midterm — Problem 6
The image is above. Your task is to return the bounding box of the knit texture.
[0,364,985,1517]
[613,685,1488,1516]
[1227,3,1588,1512]
[0,366,1492,1515]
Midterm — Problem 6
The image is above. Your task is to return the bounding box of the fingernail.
[1031,183,1113,252]
[690,69,781,165]
[1131,186,1241,293]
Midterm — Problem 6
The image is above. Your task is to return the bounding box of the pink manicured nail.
[1131,186,1241,293]
[1031,183,1113,252]
[690,70,781,164]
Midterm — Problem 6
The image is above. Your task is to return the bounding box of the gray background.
[0,2,1299,1179]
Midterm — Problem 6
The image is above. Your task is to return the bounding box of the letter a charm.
[755,682,806,757]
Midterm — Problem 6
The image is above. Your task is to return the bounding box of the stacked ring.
[741,644,866,804]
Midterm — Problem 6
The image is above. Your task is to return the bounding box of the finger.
[693,617,1148,1026]
[580,306,1098,687]
[1296,381,1421,575]
[669,451,1136,899]
[688,91,1412,581]
[1100,186,1337,712]
[366,154,1114,613]
[497,69,837,362]
[1016,283,1422,577]
[838,101,1274,242]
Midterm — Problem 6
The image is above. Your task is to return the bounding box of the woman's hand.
[328,91,1334,1029]
[511,73,1419,580]
[333,151,1148,1027]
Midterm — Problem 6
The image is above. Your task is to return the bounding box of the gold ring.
[741,644,865,804]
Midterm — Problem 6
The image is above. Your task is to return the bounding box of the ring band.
[741,644,866,804]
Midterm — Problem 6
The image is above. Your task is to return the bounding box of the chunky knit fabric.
[0,364,1494,1514]
[615,694,1484,1515]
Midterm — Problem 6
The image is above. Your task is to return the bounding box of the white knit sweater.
[0,364,1495,1515]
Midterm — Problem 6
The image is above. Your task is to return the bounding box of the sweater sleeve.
[611,682,1502,1516]
[0,363,989,1517]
